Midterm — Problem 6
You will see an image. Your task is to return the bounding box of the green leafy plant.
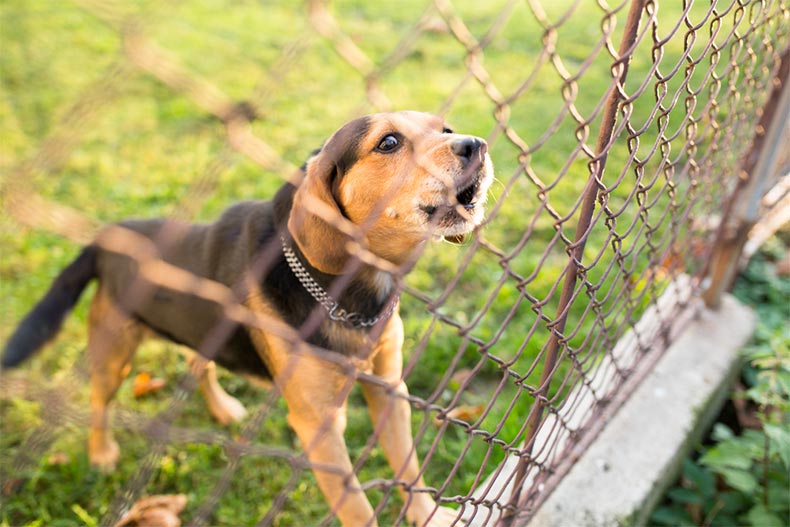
[652,240,790,527]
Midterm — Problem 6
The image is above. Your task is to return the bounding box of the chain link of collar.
[280,235,396,329]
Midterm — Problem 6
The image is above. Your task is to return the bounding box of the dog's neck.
[280,233,398,329]
[273,183,399,329]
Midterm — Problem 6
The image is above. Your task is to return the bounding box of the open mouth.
[455,173,482,210]
[418,148,492,243]
[419,172,484,220]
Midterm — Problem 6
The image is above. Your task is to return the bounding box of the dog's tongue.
[444,233,466,244]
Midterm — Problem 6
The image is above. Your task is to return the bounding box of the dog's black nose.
[451,137,487,166]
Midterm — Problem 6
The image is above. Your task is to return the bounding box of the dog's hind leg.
[187,353,247,425]
[86,286,142,470]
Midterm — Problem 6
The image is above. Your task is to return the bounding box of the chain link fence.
[1,1,788,526]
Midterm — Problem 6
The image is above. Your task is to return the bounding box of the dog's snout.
[451,137,487,166]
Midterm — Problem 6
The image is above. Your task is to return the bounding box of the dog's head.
[288,111,494,274]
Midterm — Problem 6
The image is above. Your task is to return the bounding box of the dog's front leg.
[362,316,461,527]
[287,402,377,527]
[264,337,378,527]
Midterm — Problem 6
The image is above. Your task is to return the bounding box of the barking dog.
[3,111,494,527]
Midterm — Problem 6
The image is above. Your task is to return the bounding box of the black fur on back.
[2,246,97,368]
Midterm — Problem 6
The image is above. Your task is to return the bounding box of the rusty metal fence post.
[499,1,648,524]
[702,47,790,309]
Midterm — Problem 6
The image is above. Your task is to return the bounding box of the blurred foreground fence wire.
[1,0,789,526]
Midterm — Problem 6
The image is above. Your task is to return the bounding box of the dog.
[2,111,494,527]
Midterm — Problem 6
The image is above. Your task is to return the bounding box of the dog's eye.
[442,127,454,134]
[376,134,400,152]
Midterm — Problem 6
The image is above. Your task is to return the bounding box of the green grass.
[1,1,787,525]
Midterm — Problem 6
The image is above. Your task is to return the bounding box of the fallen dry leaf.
[2,478,25,497]
[47,451,70,466]
[775,250,790,277]
[449,368,474,388]
[132,372,167,398]
[434,404,485,425]
[114,494,188,527]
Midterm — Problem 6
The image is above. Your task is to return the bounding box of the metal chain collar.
[280,235,397,329]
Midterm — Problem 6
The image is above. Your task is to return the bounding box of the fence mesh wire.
[1,1,789,526]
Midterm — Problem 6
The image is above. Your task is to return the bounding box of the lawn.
[1,1,786,525]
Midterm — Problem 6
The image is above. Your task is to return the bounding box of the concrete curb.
[527,293,756,527]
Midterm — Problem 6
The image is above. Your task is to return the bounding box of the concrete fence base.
[527,293,755,526]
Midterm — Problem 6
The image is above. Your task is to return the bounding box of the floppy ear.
[287,117,370,275]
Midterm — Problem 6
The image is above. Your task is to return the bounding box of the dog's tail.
[2,246,98,368]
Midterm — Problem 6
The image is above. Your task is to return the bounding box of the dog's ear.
[288,117,370,275]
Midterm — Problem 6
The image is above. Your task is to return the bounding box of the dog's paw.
[88,435,120,471]
[207,391,248,425]
[407,505,463,527]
